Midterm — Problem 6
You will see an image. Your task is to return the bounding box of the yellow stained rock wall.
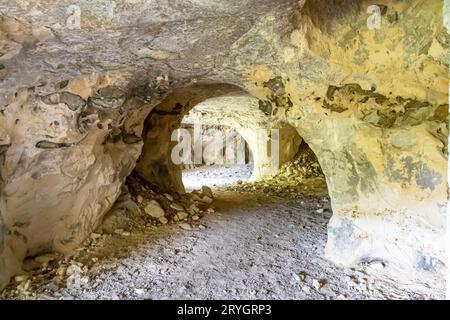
[241,0,448,270]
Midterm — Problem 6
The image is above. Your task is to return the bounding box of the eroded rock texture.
[0,0,448,287]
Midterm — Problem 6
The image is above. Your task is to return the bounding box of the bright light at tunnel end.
[170,123,280,173]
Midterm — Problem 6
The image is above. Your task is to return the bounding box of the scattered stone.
[145,200,165,218]
[170,203,184,211]
[164,194,173,201]
[90,233,102,240]
[191,193,213,204]
[180,223,192,230]
[201,186,213,198]
[189,204,200,215]
[319,279,328,287]
[35,253,59,265]
[312,279,320,290]
[199,196,213,204]
[114,229,124,235]
[134,288,145,295]
[14,275,29,283]
[159,216,168,225]
[312,279,327,290]
[297,271,307,281]
[66,264,82,276]
[66,264,89,289]
[17,279,31,292]
[302,286,311,294]
[192,215,200,221]
[176,211,189,220]
[136,195,143,203]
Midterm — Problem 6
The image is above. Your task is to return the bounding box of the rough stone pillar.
[135,111,186,194]
[291,91,448,272]
[238,125,302,180]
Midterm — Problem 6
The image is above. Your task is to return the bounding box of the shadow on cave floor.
[0,169,444,300]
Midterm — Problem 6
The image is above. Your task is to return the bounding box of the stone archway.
[135,83,304,193]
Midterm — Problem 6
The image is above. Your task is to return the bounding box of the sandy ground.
[0,165,444,300]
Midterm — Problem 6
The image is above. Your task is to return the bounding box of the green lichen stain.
[42,92,86,111]
[344,148,378,194]
[431,104,449,122]
[391,132,412,149]
[263,76,285,97]
[322,83,446,128]
[90,86,126,109]
[386,155,442,191]
[435,27,450,49]
[258,100,273,116]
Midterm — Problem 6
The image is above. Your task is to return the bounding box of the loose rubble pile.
[0,176,216,299]
[225,144,327,197]
[101,175,216,233]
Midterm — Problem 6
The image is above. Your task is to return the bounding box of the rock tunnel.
[0,0,448,299]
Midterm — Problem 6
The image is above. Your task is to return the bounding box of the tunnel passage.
[178,124,254,191]
[135,83,303,194]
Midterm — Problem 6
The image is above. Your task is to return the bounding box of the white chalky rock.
[312,279,321,290]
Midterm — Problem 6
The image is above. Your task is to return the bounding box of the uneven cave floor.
[0,165,445,300]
